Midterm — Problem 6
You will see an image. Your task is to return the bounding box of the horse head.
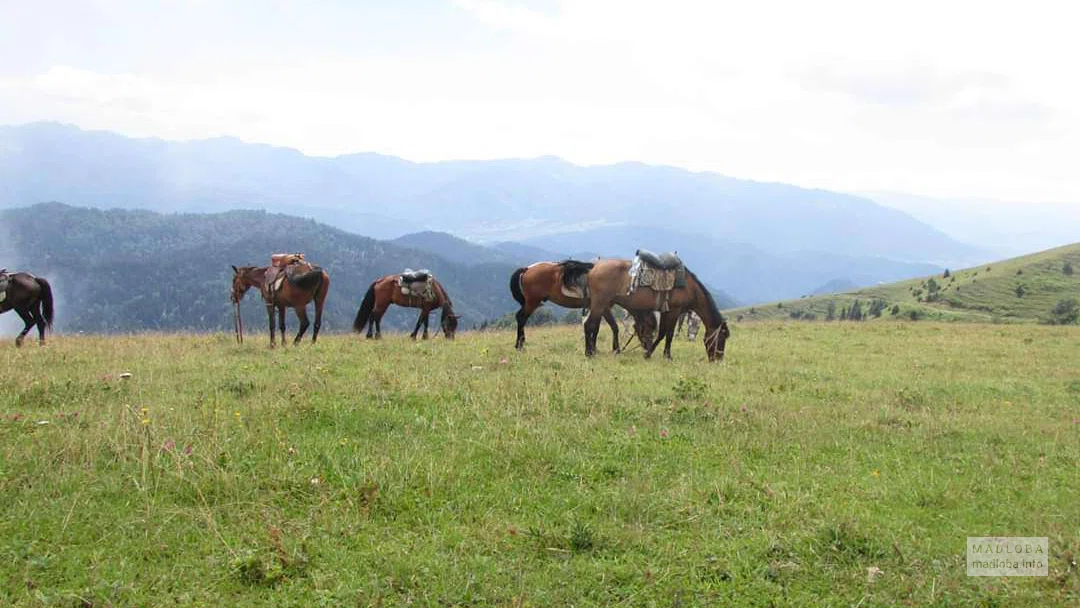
[230,265,258,303]
[704,318,731,361]
[441,308,460,340]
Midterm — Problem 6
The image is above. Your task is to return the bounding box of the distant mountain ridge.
[0,122,986,268]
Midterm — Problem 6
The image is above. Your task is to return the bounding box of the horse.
[352,274,459,340]
[230,263,330,347]
[509,260,656,352]
[0,271,54,346]
[583,258,730,361]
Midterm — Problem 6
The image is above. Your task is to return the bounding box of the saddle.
[398,269,436,301]
[263,254,312,302]
[635,249,683,270]
[629,249,687,311]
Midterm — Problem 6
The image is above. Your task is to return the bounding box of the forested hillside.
[0,203,519,333]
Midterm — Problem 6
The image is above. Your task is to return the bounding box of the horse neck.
[239,267,268,292]
[688,278,723,332]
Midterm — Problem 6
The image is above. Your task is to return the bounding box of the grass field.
[1,323,1077,606]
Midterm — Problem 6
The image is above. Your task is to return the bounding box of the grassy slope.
[732,243,1080,323]
[1,325,1078,606]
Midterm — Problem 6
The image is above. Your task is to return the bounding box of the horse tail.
[352,282,377,332]
[35,277,54,329]
[509,267,527,306]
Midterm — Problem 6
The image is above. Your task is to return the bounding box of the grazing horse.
[352,274,459,340]
[583,259,730,361]
[509,260,656,352]
[0,271,54,346]
[230,263,330,347]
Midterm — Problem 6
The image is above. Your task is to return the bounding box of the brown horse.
[509,260,656,352]
[583,259,730,360]
[230,263,330,347]
[0,271,54,346]
[352,274,459,340]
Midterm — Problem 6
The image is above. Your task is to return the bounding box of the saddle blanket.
[0,270,8,303]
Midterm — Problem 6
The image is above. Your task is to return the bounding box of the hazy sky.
[1,0,1076,203]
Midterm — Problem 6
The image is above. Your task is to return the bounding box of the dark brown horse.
[352,274,459,340]
[231,263,330,347]
[584,259,730,361]
[0,271,54,346]
[509,260,656,352]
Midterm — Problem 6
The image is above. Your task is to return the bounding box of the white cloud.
[1,0,1078,203]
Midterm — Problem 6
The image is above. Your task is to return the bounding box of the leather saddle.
[635,249,683,270]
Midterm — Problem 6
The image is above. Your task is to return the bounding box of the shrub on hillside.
[1047,299,1079,325]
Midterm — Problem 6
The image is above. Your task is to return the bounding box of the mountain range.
[1,122,1004,306]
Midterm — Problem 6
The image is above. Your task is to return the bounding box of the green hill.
[731,243,1080,324]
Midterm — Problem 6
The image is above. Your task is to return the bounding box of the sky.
[1,0,1077,204]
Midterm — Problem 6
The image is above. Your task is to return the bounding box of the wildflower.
[872,470,880,477]
[660,428,670,439]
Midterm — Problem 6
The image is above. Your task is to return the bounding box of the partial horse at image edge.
[0,271,55,346]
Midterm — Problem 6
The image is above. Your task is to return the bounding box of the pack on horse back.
[629,249,687,311]
[264,252,309,301]
[397,269,436,301]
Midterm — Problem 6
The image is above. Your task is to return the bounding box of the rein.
[620,325,642,352]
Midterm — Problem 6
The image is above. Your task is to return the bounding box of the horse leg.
[312,288,325,344]
[662,313,678,359]
[602,308,621,353]
[293,305,310,345]
[373,309,384,339]
[422,308,431,340]
[582,304,608,357]
[31,304,47,346]
[646,313,678,360]
[514,301,539,350]
[266,304,276,348]
[14,308,34,348]
[278,306,287,347]
[410,310,425,340]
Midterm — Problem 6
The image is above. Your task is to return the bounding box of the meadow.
[0,322,1077,606]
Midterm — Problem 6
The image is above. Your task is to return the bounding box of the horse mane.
[685,269,726,328]
[559,259,594,289]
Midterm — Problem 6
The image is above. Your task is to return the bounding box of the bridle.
[704,324,728,359]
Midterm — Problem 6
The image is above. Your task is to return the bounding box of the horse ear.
[231,265,238,273]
